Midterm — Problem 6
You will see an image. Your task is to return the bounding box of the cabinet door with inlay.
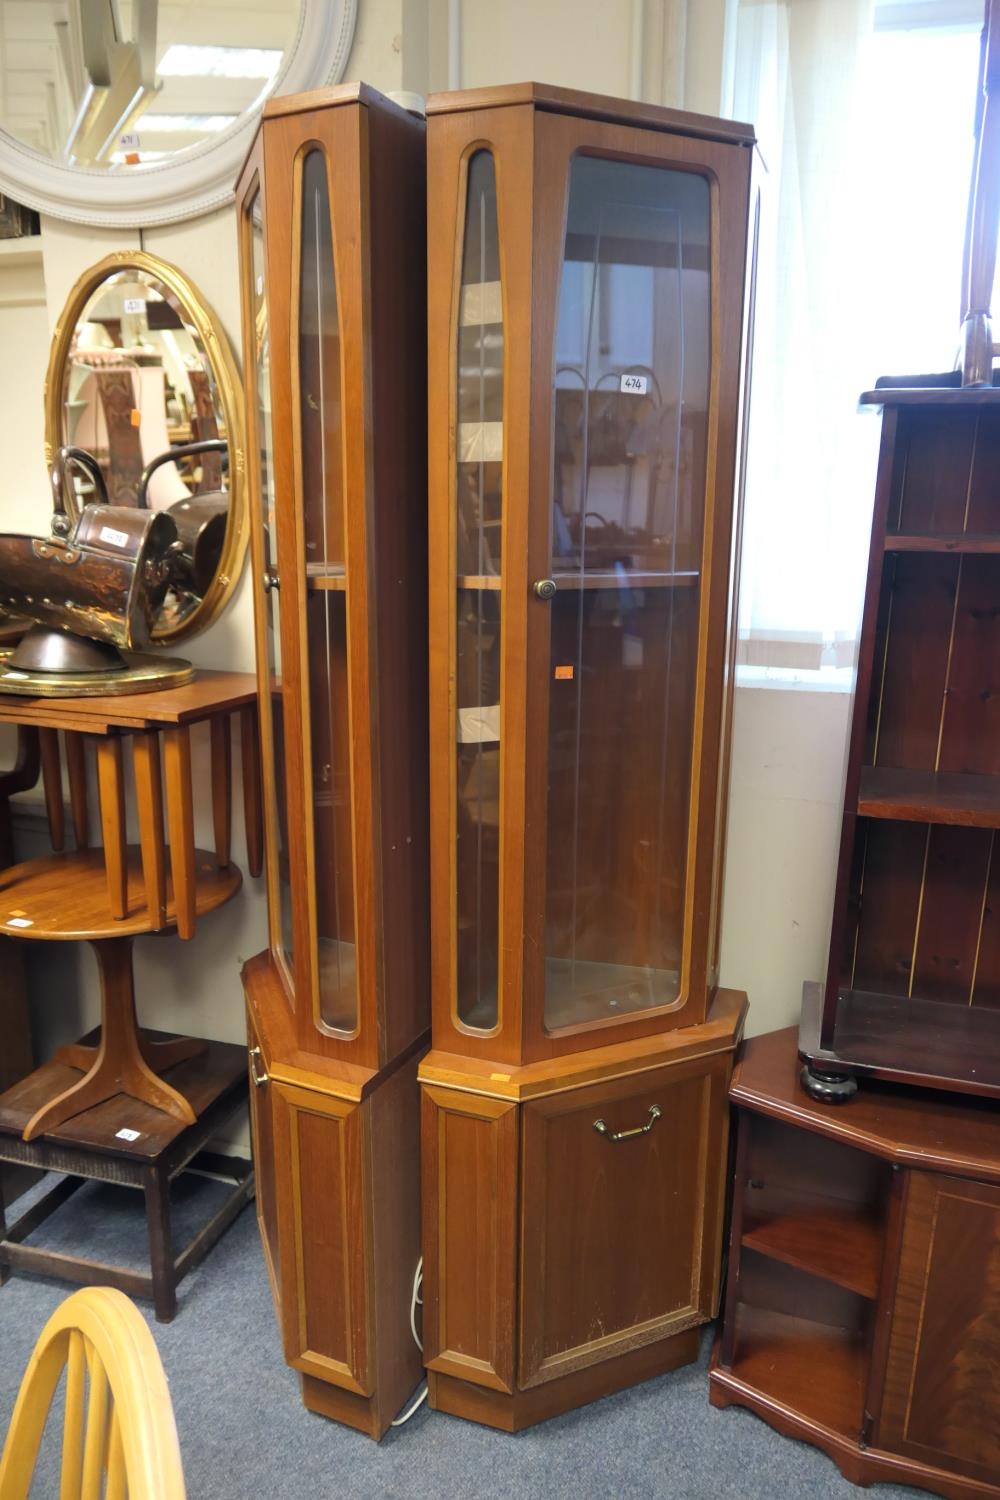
[518,1053,730,1388]
[877,1170,1000,1487]
[270,1079,373,1396]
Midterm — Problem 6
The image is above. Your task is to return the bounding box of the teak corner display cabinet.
[801,384,1000,1103]
[419,82,756,1431]
[235,84,429,1440]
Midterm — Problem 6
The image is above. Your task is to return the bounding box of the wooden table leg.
[21,938,197,1142]
[133,732,166,931]
[163,725,195,941]
[240,705,263,879]
[64,733,89,851]
[96,738,127,921]
[210,715,232,869]
[38,729,64,853]
[144,1166,177,1322]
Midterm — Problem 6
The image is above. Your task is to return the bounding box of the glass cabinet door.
[248,187,295,980]
[295,148,358,1036]
[454,150,504,1032]
[542,155,711,1032]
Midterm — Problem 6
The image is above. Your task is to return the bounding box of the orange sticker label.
[130,408,142,427]
[554,665,574,680]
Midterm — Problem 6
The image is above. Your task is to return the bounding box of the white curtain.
[731,0,979,672]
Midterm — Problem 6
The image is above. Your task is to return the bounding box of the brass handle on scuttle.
[249,1045,269,1088]
[592,1103,662,1143]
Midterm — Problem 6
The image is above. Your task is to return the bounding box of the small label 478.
[620,373,648,395]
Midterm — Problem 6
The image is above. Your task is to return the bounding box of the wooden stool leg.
[163,726,195,940]
[96,739,127,920]
[210,715,232,868]
[144,1167,177,1322]
[133,733,167,931]
[64,734,89,850]
[38,729,64,853]
[22,939,197,1142]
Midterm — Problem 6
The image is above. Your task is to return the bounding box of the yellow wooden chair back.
[0,1286,186,1500]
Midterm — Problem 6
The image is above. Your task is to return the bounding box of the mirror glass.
[49,255,246,640]
[0,0,298,169]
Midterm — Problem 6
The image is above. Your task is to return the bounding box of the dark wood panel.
[964,407,1000,534]
[421,1085,518,1392]
[970,837,1000,1010]
[850,819,927,996]
[518,1055,728,1387]
[939,556,1000,775]
[878,1171,1000,1484]
[893,407,978,535]
[872,553,956,772]
[910,824,993,1003]
[272,1081,371,1396]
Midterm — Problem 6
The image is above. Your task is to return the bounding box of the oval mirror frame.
[0,1,356,229]
[43,249,248,646]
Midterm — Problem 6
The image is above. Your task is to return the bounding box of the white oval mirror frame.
[0,1,357,229]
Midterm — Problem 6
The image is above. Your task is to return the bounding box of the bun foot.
[800,1063,858,1104]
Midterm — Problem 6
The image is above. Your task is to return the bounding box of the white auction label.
[116,1128,142,1142]
[620,373,648,395]
[7,917,31,928]
[99,525,130,548]
[119,133,141,150]
[123,296,145,315]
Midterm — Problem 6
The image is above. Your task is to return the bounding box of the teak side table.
[0,670,260,1138]
[0,670,261,1316]
[711,1025,1000,1499]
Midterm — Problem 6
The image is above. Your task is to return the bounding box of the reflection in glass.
[544,157,710,1030]
[456,151,503,1030]
[298,150,357,1033]
[251,192,294,969]
[60,266,231,633]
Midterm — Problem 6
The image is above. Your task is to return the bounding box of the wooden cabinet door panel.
[246,1012,280,1308]
[518,1054,729,1387]
[877,1171,1000,1485]
[271,1080,373,1396]
[421,1085,518,1392]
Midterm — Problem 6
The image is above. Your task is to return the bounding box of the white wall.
[0,0,850,1114]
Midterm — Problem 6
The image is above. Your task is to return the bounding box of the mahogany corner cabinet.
[418,82,756,1430]
[236,85,429,1439]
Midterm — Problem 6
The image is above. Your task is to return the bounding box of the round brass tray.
[0,650,194,697]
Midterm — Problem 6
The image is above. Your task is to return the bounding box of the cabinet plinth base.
[709,1349,1000,1499]
[429,1327,700,1432]
[300,1373,418,1441]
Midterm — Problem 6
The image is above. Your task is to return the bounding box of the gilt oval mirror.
[43,250,247,644]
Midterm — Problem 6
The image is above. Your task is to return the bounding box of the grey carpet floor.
[0,1174,926,1500]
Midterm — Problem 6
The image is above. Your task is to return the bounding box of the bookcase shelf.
[857,766,1000,827]
[742,1203,881,1300]
[884,532,1000,553]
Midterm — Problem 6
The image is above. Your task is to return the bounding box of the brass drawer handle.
[593,1103,662,1142]
[249,1045,269,1088]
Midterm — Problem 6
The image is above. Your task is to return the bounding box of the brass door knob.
[533,578,557,600]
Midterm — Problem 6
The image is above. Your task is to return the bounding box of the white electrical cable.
[390,1258,427,1428]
